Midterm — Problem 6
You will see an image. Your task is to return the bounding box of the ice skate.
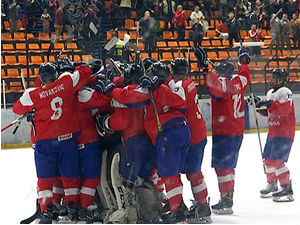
[38,204,55,224]
[260,182,278,198]
[186,201,212,224]
[273,181,294,202]
[57,201,78,224]
[212,190,234,215]
[160,200,188,224]
[78,203,103,224]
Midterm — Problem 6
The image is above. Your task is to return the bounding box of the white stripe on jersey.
[58,70,80,87]
[78,87,95,103]
[80,186,96,196]
[232,74,248,88]
[64,188,80,196]
[111,99,128,108]
[217,174,232,183]
[192,181,207,194]
[218,77,227,92]
[168,80,186,101]
[38,190,53,199]
[20,88,36,106]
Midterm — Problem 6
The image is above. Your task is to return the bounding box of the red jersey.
[110,84,186,144]
[12,66,92,140]
[77,87,111,145]
[168,78,206,145]
[205,72,248,136]
[109,84,145,140]
[238,63,251,85]
[266,87,295,139]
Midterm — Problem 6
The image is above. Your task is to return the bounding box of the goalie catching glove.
[95,114,115,137]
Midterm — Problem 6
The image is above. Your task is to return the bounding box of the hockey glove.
[96,69,115,81]
[140,75,161,90]
[95,114,114,137]
[26,111,35,123]
[193,46,209,69]
[247,96,261,105]
[256,100,273,108]
[95,77,116,96]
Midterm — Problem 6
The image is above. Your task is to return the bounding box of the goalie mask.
[39,62,57,84]
[171,58,189,76]
[146,61,170,82]
[215,62,234,79]
[123,63,144,86]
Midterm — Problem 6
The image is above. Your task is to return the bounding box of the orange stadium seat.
[207,51,218,59]
[1,69,6,79]
[163,31,174,40]
[173,51,185,59]
[30,56,44,65]
[137,42,144,51]
[211,40,222,47]
[16,43,26,52]
[73,55,82,61]
[2,44,14,52]
[28,43,41,52]
[125,19,135,29]
[66,43,78,50]
[4,21,10,30]
[141,52,149,59]
[218,51,229,60]
[1,33,12,41]
[54,43,64,51]
[21,68,33,77]
[150,52,159,61]
[41,43,51,51]
[4,56,18,65]
[27,33,35,39]
[6,69,20,78]
[207,30,216,38]
[190,63,199,72]
[107,31,114,40]
[201,40,211,47]
[161,52,173,61]
[39,32,51,41]
[18,55,28,65]
[156,41,167,48]
[168,41,178,48]
[160,21,165,29]
[129,31,137,40]
[14,32,26,41]
[178,41,189,48]
[118,31,127,40]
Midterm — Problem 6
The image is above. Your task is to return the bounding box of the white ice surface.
[0,132,299,224]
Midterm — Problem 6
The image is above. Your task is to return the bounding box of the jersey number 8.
[50,97,63,120]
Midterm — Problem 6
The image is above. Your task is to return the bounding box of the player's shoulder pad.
[58,71,80,87]
[276,86,293,103]
[168,80,186,101]
[78,86,95,103]
[20,88,37,106]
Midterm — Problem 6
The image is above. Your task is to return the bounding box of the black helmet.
[147,61,170,82]
[142,57,157,71]
[215,62,234,79]
[39,63,57,84]
[90,59,103,74]
[238,48,251,64]
[123,63,144,85]
[171,58,189,76]
[272,68,289,82]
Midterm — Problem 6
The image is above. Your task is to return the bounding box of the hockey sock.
[38,177,56,212]
[80,178,99,208]
[61,176,80,208]
[161,174,183,212]
[53,176,64,204]
[264,159,277,183]
[151,169,165,193]
[187,172,208,205]
[215,169,234,197]
[275,164,290,187]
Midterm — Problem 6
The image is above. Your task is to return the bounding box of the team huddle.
[12,47,295,224]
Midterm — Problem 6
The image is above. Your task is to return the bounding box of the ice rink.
[0,131,299,224]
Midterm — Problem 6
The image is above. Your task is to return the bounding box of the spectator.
[252,0,265,28]
[107,0,120,29]
[265,0,279,29]
[163,0,176,30]
[248,24,262,56]
[120,0,132,19]
[243,0,253,29]
[83,4,99,43]
[173,5,187,41]
[152,0,164,19]
[41,8,52,33]
[49,0,59,19]
[8,0,21,33]
[138,11,156,53]
[64,5,76,38]
[280,13,291,51]
[284,0,297,20]
[215,18,228,39]
[270,8,283,54]
[24,0,37,34]
[227,12,241,47]
[235,0,245,22]
[190,17,204,46]
[74,5,84,38]
[202,0,212,18]
[54,2,64,38]
[290,13,300,48]
[190,5,205,22]
[218,0,228,19]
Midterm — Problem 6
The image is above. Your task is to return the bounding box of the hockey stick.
[20,199,40,224]
[238,42,266,174]
[2,80,6,110]
[1,111,33,132]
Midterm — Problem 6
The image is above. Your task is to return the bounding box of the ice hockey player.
[237,48,251,84]
[95,63,161,223]
[194,46,248,215]
[169,58,212,223]
[95,61,191,223]
[12,61,92,223]
[256,69,295,202]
